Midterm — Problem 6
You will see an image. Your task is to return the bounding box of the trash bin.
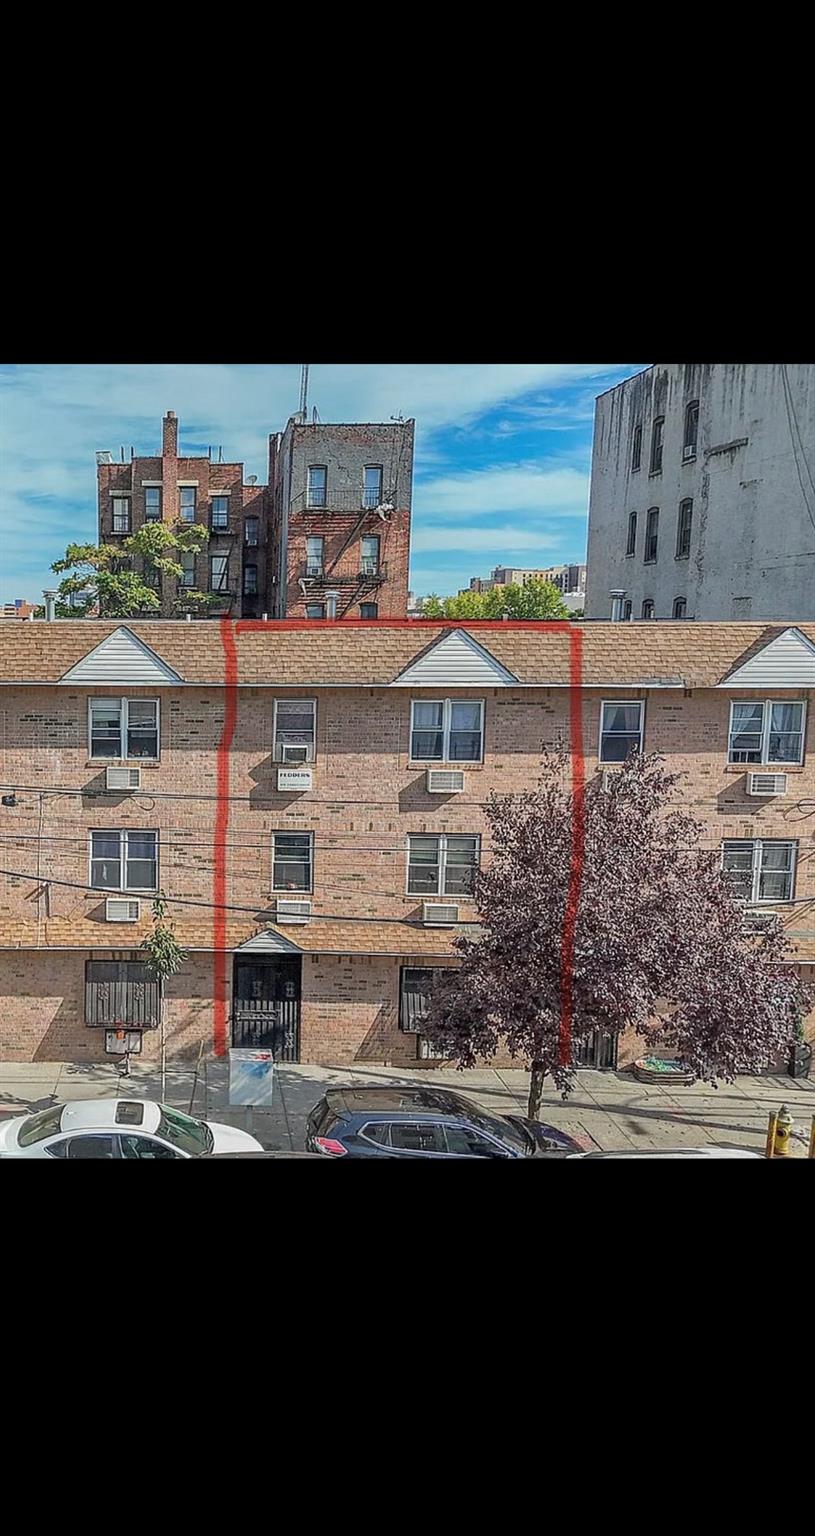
[228,1048,275,1106]
[788,1042,812,1080]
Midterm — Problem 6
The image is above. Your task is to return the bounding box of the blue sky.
[0,363,643,604]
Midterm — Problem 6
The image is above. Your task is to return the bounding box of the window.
[359,1122,392,1147]
[144,487,162,522]
[644,507,659,562]
[112,497,131,534]
[211,496,229,530]
[626,511,637,557]
[307,465,327,508]
[641,600,654,619]
[89,698,159,759]
[407,834,479,897]
[120,1135,182,1159]
[179,487,197,523]
[66,1136,116,1159]
[243,564,258,596]
[17,1105,64,1147]
[306,535,324,576]
[180,550,196,588]
[683,400,699,458]
[410,699,484,762]
[622,599,633,620]
[274,699,316,762]
[360,603,378,619]
[443,1125,507,1157]
[305,603,325,619]
[599,701,644,762]
[673,598,687,619]
[728,701,805,765]
[650,417,664,474]
[85,960,160,1026]
[143,561,161,591]
[155,1105,212,1156]
[388,1122,445,1154]
[272,831,313,892]
[360,533,380,574]
[90,830,158,892]
[210,554,229,591]
[363,466,383,509]
[676,498,693,559]
[245,516,259,546]
[400,966,456,1031]
[722,840,797,904]
[631,424,642,472]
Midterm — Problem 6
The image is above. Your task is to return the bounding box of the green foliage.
[50,524,211,618]
[419,581,569,621]
[140,896,188,984]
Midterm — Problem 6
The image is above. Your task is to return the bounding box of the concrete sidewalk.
[0,1058,812,1155]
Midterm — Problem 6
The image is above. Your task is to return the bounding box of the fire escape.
[294,491,392,615]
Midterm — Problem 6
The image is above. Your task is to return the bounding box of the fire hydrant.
[774,1104,793,1157]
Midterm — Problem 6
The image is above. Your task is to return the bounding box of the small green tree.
[141,895,188,1102]
[418,581,569,621]
[51,522,211,618]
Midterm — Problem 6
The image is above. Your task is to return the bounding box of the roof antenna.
[299,364,309,423]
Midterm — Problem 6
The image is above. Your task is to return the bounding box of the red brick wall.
[285,507,410,618]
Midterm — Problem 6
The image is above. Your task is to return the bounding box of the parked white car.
[568,1147,761,1158]
[0,1098,263,1159]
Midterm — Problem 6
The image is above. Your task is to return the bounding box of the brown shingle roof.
[0,916,464,958]
[2,619,815,690]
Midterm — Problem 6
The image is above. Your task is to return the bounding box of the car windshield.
[155,1104,213,1157]
[17,1105,64,1147]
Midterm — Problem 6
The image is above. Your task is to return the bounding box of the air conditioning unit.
[601,769,619,791]
[748,772,788,797]
[105,898,141,923]
[426,769,465,794]
[281,744,310,764]
[305,564,323,578]
[682,444,696,460]
[417,1036,450,1060]
[106,766,141,791]
[741,909,780,935]
[276,899,312,924]
[422,902,459,927]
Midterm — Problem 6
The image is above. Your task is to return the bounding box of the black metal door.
[232,957,301,1060]
[572,1029,619,1070]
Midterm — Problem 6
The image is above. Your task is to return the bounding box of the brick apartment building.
[0,617,814,1067]
[96,411,414,622]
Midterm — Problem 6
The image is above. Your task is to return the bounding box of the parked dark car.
[205,1150,327,1159]
[305,1086,581,1158]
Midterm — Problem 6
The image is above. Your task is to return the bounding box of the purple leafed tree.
[422,752,809,1120]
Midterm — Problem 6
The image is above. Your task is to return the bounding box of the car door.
[64,1135,118,1159]
[387,1120,447,1158]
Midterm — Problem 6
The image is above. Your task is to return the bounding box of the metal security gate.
[232,957,301,1060]
[85,960,159,1028]
[572,1029,619,1070]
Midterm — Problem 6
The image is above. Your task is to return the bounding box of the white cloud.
[414,463,590,520]
[412,524,564,554]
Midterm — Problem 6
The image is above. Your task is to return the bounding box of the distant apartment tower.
[1,599,36,619]
[96,411,268,618]
[464,564,586,608]
[269,416,414,619]
[584,364,815,621]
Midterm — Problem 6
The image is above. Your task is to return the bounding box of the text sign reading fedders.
[277,768,313,791]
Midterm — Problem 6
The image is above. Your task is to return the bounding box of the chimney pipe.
[43,590,57,622]
[609,589,626,622]
[325,591,338,620]
[162,411,178,457]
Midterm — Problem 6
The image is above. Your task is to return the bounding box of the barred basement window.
[400,966,457,1031]
[85,960,160,1027]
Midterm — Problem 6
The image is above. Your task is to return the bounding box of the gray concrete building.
[584,364,815,621]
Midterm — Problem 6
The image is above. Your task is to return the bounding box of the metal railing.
[290,489,394,514]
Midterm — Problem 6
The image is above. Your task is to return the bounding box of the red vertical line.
[213,618,238,1056]
[560,626,585,1066]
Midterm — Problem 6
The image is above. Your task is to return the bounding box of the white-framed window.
[721,840,797,905]
[360,533,380,574]
[683,400,699,458]
[245,516,259,546]
[90,830,158,892]
[89,698,159,760]
[728,700,805,765]
[307,466,327,508]
[211,496,229,530]
[272,831,313,892]
[179,487,197,523]
[407,834,480,898]
[410,699,484,762]
[111,496,131,534]
[599,700,644,762]
[144,487,162,522]
[363,465,383,508]
[273,698,316,762]
[306,535,324,576]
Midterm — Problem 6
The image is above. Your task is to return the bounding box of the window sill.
[643,559,657,566]
[675,553,690,561]
[88,759,160,767]
[724,763,805,774]
[681,453,697,465]
[409,761,484,771]
[648,470,662,479]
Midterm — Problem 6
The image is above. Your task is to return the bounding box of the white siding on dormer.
[390,629,517,687]
[718,627,815,689]
[59,627,183,686]
[236,930,303,954]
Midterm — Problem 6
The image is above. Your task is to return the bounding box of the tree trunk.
[527,1061,546,1120]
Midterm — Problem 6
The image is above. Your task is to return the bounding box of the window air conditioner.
[105,898,141,923]
[106,766,141,790]
[417,1036,450,1060]
[276,899,312,924]
[601,769,619,791]
[682,444,696,460]
[741,909,780,935]
[281,744,310,764]
[748,772,788,797]
[422,902,459,926]
[426,769,465,794]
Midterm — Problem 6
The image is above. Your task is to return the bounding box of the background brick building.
[1,618,813,1067]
